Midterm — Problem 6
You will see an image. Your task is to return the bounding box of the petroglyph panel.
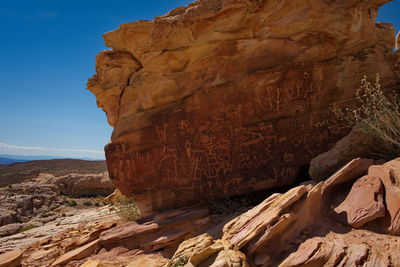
[104,63,363,210]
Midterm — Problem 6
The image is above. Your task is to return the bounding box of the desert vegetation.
[331,74,400,159]
[114,198,141,221]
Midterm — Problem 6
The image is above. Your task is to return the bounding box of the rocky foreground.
[2,157,400,266]
[0,160,115,251]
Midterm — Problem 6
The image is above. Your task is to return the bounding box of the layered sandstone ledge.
[88,0,400,213]
[15,157,400,266]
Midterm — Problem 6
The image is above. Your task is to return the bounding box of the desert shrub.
[208,195,250,215]
[68,200,77,207]
[18,225,36,233]
[331,74,400,159]
[173,256,188,267]
[83,201,93,206]
[115,198,141,221]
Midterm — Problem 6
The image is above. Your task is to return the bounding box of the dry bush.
[332,74,400,159]
[115,198,141,221]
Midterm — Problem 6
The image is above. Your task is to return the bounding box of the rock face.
[309,127,375,181]
[55,173,114,198]
[88,0,400,212]
[0,177,63,227]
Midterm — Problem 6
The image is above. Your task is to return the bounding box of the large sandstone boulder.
[88,0,400,212]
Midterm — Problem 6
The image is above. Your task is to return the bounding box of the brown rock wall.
[88,0,400,212]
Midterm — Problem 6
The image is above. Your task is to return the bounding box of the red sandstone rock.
[20,158,400,267]
[216,158,393,266]
[88,0,400,213]
[51,239,99,266]
[368,159,400,234]
[334,175,385,228]
[0,249,22,267]
[99,206,211,252]
[309,127,374,181]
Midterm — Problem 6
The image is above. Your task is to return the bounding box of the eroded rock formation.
[88,0,400,212]
[21,157,399,266]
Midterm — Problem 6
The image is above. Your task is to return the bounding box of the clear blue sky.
[0,0,398,159]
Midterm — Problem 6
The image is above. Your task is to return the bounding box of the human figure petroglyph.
[156,123,168,153]
[159,150,178,180]
[243,102,257,116]
[220,103,242,119]
[256,86,285,113]
[235,127,273,169]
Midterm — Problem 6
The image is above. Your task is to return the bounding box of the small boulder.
[369,159,400,234]
[0,223,21,237]
[334,175,386,228]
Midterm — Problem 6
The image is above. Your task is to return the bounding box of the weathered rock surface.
[0,177,63,227]
[15,206,120,267]
[168,234,248,267]
[88,0,400,212]
[334,175,385,228]
[309,127,375,181]
[98,206,212,252]
[0,160,114,230]
[55,173,114,198]
[0,249,22,267]
[368,159,400,234]
[51,239,100,266]
[14,158,400,267]
[167,158,400,267]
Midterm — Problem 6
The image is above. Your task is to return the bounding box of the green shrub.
[68,200,77,207]
[115,199,141,221]
[173,256,188,267]
[208,195,250,215]
[18,225,36,233]
[83,201,93,206]
[332,74,400,159]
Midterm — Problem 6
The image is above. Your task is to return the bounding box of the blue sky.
[0,0,398,159]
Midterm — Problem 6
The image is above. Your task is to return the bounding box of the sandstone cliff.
[88,0,400,213]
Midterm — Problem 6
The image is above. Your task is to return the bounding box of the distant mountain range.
[0,154,104,165]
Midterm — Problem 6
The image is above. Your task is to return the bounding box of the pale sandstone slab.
[0,249,22,267]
